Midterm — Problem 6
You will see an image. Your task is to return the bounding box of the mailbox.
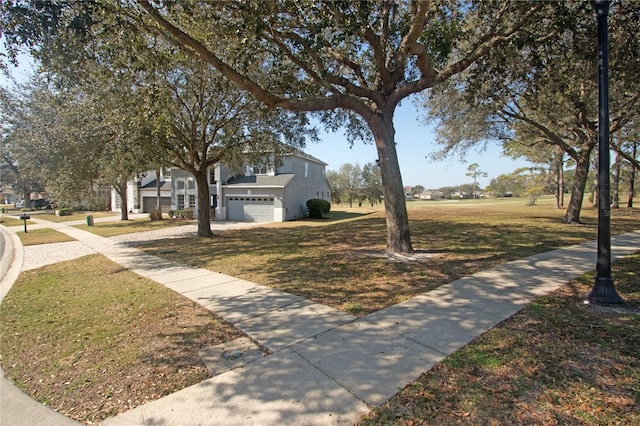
[19,213,30,233]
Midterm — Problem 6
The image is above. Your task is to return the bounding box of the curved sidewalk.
[1,216,639,425]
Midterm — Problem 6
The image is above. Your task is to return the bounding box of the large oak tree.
[133,0,549,253]
[2,0,552,252]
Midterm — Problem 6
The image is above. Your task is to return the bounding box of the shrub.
[306,198,331,218]
[174,208,194,219]
[149,209,164,221]
[56,208,74,216]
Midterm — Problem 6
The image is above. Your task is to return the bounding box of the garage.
[227,196,274,222]
[142,196,172,213]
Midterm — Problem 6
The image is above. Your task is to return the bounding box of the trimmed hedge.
[170,208,194,219]
[306,199,331,218]
[55,208,74,216]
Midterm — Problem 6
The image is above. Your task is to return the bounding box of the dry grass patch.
[17,228,76,246]
[0,215,26,227]
[0,254,243,424]
[139,200,640,315]
[359,252,640,425]
[75,217,194,237]
[37,211,117,223]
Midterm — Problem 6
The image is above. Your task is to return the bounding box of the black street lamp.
[586,0,624,304]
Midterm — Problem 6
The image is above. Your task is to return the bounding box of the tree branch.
[436,3,543,84]
[137,0,282,107]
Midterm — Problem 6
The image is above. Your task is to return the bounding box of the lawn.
[34,211,118,223]
[1,197,639,424]
[16,228,76,245]
[0,255,243,424]
[0,214,32,227]
[139,197,640,315]
[74,217,195,237]
[359,252,640,425]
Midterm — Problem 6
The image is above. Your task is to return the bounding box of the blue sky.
[2,54,532,190]
[305,101,533,189]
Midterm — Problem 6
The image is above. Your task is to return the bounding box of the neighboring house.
[112,150,331,223]
[418,190,444,200]
[0,185,16,205]
[111,169,172,214]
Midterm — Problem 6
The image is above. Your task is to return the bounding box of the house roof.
[224,174,295,187]
[140,179,172,190]
[292,149,328,166]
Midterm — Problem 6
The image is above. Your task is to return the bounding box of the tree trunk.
[559,160,565,207]
[564,150,592,224]
[553,150,564,209]
[115,181,129,221]
[156,168,162,212]
[611,151,620,209]
[23,189,31,209]
[629,142,637,208]
[195,171,213,237]
[592,150,599,208]
[370,113,413,254]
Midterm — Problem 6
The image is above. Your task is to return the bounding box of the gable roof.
[292,149,328,166]
[140,179,172,190]
[224,174,295,187]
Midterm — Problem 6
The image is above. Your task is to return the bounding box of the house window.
[252,164,268,175]
[176,179,185,190]
[305,162,309,178]
[177,194,185,209]
[115,194,121,209]
[162,167,171,179]
[187,179,195,190]
[209,166,216,185]
[188,194,196,208]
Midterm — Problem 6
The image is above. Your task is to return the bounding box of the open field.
[140,197,640,315]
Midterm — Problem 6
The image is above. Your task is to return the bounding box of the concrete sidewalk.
[1,215,639,425]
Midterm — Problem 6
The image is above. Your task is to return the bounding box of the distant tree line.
[327,162,383,207]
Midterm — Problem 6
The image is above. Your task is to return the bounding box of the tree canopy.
[1,0,555,253]
[422,1,640,223]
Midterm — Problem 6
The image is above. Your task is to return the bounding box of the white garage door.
[142,197,172,213]
[227,197,274,222]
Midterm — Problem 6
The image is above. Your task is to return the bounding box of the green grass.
[16,228,76,245]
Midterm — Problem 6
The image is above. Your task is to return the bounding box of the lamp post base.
[586,276,624,304]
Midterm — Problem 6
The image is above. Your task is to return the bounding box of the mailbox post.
[19,214,30,233]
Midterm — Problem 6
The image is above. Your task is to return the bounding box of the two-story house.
[112,150,331,223]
